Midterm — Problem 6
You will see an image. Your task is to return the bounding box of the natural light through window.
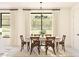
[31,13,53,35]
[2,13,10,38]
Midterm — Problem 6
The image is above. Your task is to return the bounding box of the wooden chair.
[45,34,52,37]
[20,35,30,51]
[59,35,66,51]
[30,37,40,54]
[20,35,26,51]
[56,35,66,52]
[45,37,56,55]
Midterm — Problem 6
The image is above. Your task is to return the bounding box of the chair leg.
[30,45,33,55]
[52,45,56,55]
[53,47,56,55]
[27,42,30,51]
[56,42,58,52]
[45,45,48,55]
[38,45,40,54]
[20,44,24,51]
[62,44,65,52]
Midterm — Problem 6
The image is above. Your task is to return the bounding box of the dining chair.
[20,35,30,51]
[20,35,26,51]
[30,37,40,54]
[56,35,66,52]
[59,35,66,51]
[45,37,56,55]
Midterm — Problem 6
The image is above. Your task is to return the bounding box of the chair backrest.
[45,34,52,37]
[46,37,55,45]
[30,37,40,44]
[46,37,55,42]
[62,35,66,42]
[20,35,24,42]
[34,34,40,36]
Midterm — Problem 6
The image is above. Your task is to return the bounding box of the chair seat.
[22,41,26,44]
[59,41,64,44]
[46,43,54,47]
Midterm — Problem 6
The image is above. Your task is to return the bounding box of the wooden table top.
[25,37,61,42]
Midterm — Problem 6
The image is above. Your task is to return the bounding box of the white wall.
[57,8,71,47]
[70,5,79,50]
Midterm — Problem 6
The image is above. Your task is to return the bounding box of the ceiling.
[0,2,78,9]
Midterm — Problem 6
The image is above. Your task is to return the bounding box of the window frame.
[1,13,10,38]
[31,12,53,34]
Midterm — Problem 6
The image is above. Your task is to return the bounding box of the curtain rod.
[0,8,60,11]
[31,13,52,14]
[0,11,10,14]
[23,9,60,11]
[0,9,18,10]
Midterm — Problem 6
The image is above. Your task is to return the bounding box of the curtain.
[24,10,31,38]
[10,10,18,46]
[52,11,60,37]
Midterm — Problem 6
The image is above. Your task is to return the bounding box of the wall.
[57,8,71,47]
[58,6,79,51]
[70,5,79,50]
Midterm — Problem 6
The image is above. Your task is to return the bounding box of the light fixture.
[40,2,42,10]
[40,2,43,15]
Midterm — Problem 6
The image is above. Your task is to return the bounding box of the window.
[31,14,41,34]
[0,13,10,38]
[31,13,53,35]
[42,14,52,34]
